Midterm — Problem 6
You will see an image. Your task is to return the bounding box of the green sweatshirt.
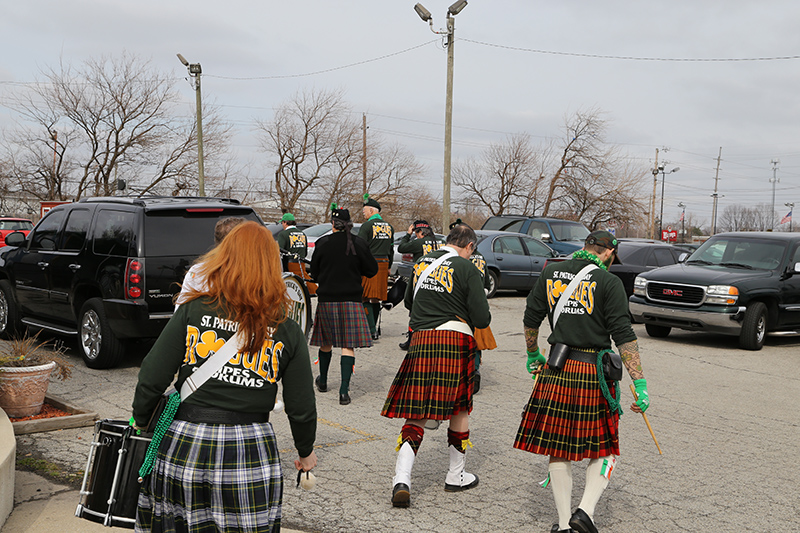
[404,247,491,331]
[358,214,394,265]
[276,226,308,258]
[132,297,317,457]
[397,233,441,262]
[524,257,637,350]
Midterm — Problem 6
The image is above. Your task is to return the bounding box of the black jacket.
[311,231,378,303]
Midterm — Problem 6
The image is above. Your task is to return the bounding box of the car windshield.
[0,220,33,231]
[304,223,334,237]
[549,221,590,242]
[688,238,787,270]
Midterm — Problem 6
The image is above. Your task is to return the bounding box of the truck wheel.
[486,270,499,299]
[739,302,767,350]
[79,298,125,369]
[0,280,22,339]
[645,323,671,338]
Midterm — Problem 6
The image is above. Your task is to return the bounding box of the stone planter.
[0,361,56,418]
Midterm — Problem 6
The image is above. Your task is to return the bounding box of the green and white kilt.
[310,301,373,348]
[513,358,620,461]
[135,420,283,533]
[381,329,477,420]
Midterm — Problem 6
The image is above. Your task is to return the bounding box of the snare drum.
[75,419,152,529]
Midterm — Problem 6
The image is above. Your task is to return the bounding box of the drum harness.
[137,330,244,482]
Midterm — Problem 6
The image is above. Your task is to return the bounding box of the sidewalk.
[3,471,306,532]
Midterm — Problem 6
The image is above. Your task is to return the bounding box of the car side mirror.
[781,262,800,280]
[540,233,552,243]
[678,253,689,263]
[4,231,26,247]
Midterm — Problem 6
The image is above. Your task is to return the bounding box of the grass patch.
[16,453,83,488]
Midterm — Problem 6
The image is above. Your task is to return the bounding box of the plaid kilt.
[135,420,283,533]
[362,258,389,300]
[310,301,373,348]
[513,358,620,461]
[381,329,477,420]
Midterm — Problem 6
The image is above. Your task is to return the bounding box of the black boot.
[399,331,412,351]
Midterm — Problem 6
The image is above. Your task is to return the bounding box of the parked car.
[265,222,313,238]
[481,215,590,255]
[629,231,800,350]
[0,196,263,368]
[0,217,34,246]
[474,230,557,298]
[304,222,361,260]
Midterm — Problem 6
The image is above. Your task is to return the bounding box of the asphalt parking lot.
[7,292,800,532]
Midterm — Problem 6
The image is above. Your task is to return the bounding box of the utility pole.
[177,54,205,196]
[650,148,659,239]
[362,113,368,198]
[770,159,780,230]
[711,147,722,235]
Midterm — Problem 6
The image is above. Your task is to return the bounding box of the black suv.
[629,232,800,350]
[0,196,262,368]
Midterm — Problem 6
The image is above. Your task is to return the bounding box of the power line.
[460,38,800,62]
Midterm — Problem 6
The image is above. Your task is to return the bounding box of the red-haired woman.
[132,221,317,532]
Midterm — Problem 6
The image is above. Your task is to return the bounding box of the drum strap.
[551,264,597,329]
[180,330,244,400]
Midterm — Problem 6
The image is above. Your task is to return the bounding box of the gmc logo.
[663,289,683,296]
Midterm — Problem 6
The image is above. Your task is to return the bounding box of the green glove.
[526,349,546,376]
[633,378,649,413]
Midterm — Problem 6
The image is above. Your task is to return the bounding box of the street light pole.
[658,165,679,240]
[414,1,467,231]
[177,53,205,197]
[678,202,686,243]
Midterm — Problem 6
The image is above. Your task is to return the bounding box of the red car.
[0,217,33,246]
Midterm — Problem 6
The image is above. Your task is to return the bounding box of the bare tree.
[2,53,218,200]
[718,203,774,232]
[256,88,362,219]
[453,133,544,216]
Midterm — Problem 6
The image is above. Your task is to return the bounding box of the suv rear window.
[143,209,261,256]
[483,218,525,232]
[93,209,137,256]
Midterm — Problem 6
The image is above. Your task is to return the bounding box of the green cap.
[281,213,295,222]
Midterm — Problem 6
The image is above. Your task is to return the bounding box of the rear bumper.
[103,299,172,339]
[629,298,746,335]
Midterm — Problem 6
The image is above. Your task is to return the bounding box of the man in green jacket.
[358,194,394,339]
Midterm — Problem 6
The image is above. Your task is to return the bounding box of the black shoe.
[315,375,327,393]
[399,338,410,350]
[473,372,481,394]
[391,483,410,508]
[550,524,574,533]
[371,333,380,341]
[339,392,351,405]
[569,508,598,533]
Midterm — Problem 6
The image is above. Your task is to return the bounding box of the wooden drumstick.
[630,383,662,455]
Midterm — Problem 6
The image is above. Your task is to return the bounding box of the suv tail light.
[125,258,145,300]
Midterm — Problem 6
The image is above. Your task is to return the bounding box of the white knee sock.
[549,460,573,530]
[578,456,615,519]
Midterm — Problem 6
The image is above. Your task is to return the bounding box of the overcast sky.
[2,1,800,227]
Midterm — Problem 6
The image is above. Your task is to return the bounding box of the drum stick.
[629,384,662,455]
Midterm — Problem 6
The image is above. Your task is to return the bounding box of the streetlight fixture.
[677,202,686,243]
[657,164,679,240]
[414,1,468,231]
[785,202,795,232]
[177,53,205,196]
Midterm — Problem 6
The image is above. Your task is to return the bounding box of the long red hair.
[182,221,290,354]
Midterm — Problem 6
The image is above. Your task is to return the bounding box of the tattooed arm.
[618,339,644,381]
[524,326,540,353]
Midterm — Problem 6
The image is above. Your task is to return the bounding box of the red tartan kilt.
[362,259,389,300]
[381,329,476,421]
[513,358,620,460]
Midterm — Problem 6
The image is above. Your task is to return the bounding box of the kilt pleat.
[381,329,476,420]
[310,301,373,348]
[513,358,620,461]
[135,420,283,533]
[362,259,389,300]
